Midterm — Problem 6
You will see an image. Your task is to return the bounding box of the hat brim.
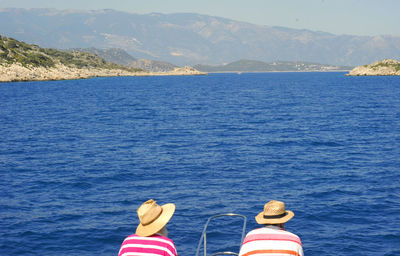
[255,210,294,224]
[136,203,175,237]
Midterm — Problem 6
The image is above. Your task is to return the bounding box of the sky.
[0,0,399,37]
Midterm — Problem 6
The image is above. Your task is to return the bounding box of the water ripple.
[0,73,399,256]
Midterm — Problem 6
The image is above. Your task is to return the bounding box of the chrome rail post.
[195,213,247,256]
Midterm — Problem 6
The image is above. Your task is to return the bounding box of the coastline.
[0,64,207,83]
[346,59,400,76]
[204,70,350,74]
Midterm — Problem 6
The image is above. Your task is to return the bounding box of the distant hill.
[77,47,176,72]
[1,8,400,66]
[130,59,177,72]
[76,47,137,66]
[195,59,352,72]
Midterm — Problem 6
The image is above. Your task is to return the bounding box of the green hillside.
[0,35,142,71]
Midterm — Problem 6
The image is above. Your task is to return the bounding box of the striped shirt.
[118,234,178,256]
[238,226,303,256]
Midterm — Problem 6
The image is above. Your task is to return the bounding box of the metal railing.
[195,213,247,256]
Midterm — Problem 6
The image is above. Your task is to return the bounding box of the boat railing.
[195,213,247,256]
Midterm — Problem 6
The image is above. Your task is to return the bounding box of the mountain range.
[1,8,399,66]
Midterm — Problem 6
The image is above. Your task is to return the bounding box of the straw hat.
[135,199,175,237]
[255,200,294,224]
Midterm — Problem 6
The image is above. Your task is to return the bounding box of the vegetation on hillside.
[348,59,400,76]
[369,61,400,71]
[75,47,137,67]
[0,36,55,67]
[0,35,143,71]
[77,47,177,72]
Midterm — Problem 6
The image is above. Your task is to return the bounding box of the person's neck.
[157,227,168,237]
[265,224,284,229]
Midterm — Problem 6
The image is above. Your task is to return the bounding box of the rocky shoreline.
[347,59,400,76]
[0,64,206,82]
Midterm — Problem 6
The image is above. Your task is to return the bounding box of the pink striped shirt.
[118,234,178,256]
[239,226,303,256]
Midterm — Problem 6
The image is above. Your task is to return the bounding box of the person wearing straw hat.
[238,200,303,256]
[118,199,178,256]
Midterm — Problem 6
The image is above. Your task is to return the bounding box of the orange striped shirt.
[238,226,303,256]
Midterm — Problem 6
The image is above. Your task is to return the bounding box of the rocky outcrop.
[0,35,206,82]
[0,63,206,82]
[0,63,148,82]
[347,59,400,76]
[167,66,206,75]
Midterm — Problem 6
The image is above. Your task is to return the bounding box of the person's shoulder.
[121,234,138,244]
[246,227,265,235]
[159,235,175,243]
[280,229,302,243]
[152,234,176,244]
[281,229,300,237]
[248,227,300,238]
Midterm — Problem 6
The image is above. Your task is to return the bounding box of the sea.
[0,72,399,256]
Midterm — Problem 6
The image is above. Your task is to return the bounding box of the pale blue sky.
[1,0,399,36]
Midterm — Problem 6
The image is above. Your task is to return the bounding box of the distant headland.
[347,59,400,76]
[194,59,351,73]
[0,35,205,82]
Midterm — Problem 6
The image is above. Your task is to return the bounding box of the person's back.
[118,199,178,256]
[239,225,302,256]
[238,200,303,256]
[118,233,177,256]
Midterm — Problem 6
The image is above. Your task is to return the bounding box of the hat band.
[141,208,163,226]
[263,212,287,219]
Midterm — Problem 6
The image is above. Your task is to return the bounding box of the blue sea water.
[0,72,399,256]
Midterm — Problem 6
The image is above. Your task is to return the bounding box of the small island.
[0,35,205,82]
[347,59,400,76]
